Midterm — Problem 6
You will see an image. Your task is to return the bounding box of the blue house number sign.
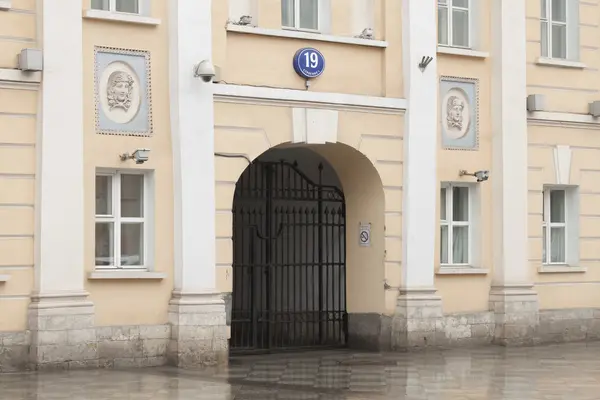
[293,48,325,79]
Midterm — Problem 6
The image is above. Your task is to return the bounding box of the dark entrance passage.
[230,159,347,354]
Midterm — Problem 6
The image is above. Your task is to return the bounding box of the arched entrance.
[230,147,347,353]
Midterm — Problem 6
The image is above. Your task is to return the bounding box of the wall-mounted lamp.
[459,169,489,183]
[18,48,43,72]
[589,101,600,117]
[526,94,546,112]
[120,148,150,164]
[418,56,433,72]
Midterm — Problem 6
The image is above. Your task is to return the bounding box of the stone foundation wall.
[4,308,600,371]
[0,331,30,372]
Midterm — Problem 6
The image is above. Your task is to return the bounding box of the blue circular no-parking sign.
[293,48,326,79]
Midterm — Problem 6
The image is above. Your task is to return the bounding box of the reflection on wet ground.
[2,342,600,399]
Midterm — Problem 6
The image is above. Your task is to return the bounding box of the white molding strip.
[0,1,11,11]
[82,9,161,25]
[528,111,600,129]
[213,84,407,113]
[0,68,41,84]
[227,24,388,48]
[437,46,489,59]
[0,274,10,282]
[88,271,166,280]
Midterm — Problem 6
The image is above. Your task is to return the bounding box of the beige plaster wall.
[526,0,599,113]
[434,0,493,314]
[528,124,600,310]
[0,1,38,332]
[82,0,174,327]
[214,101,403,315]
[212,0,402,98]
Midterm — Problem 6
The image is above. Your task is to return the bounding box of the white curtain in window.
[282,0,294,27]
[299,0,318,30]
[116,0,139,13]
[452,226,468,264]
[550,227,566,263]
[440,225,449,264]
[438,4,449,45]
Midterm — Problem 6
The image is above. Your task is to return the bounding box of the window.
[91,0,140,14]
[440,185,471,265]
[438,0,470,48]
[542,187,579,265]
[541,0,580,60]
[95,171,151,269]
[282,0,319,31]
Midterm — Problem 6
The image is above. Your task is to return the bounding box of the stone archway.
[214,102,404,351]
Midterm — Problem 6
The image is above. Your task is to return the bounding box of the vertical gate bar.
[317,164,323,345]
[293,171,298,344]
[324,206,331,345]
[251,210,258,349]
[265,164,273,350]
[337,207,343,343]
[312,207,317,346]
[303,206,309,347]
[342,202,348,344]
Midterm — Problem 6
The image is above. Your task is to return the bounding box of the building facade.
[1,0,600,371]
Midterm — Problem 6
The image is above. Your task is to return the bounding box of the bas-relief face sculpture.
[446,95,465,131]
[107,71,134,112]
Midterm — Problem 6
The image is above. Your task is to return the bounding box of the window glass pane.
[91,0,109,10]
[551,24,567,59]
[550,190,566,223]
[96,175,112,215]
[452,187,469,222]
[121,174,144,218]
[452,226,469,264]
[95,223,114,266]
[542,225,547,263]
[438,7,449,45]
[550,227,566,263]
[299,0,318,30]
[440,188,447,220]
[541,21,549,57]
[282,0,295,27]
[121,223,144,266]
[453,0,468,8]
[541,0,547,19]
[116,0,139,13]
[451,9,469,47]
[551,0,566,22]
[440,225,449,264]
[438,0,447,3]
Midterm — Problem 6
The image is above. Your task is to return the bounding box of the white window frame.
[440,183,473,266]
[91,0,145,15]
[540,0,580,61]
[542,186,579,266]
[281,0,323,33]
[438,0,471,49]
[95,170,154,270]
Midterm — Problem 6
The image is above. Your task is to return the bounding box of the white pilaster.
[490,0,530,286]
[169,0,217,295]
[30,0,95,369]
[490,0,538,344]
[34,0,86,299]
[400,0,438,291]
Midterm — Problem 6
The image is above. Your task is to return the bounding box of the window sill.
[88,271,166,280]
[0,274,10,282]
[226,24,388,48]
[436,267,489,276]
[437,46,489,59]
[0,1,11,11]
[82,9,161,26]
[538,265,587,274]
[535,57,586,69]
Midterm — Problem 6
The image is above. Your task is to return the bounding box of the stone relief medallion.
[440,76,479,151]
[99,62,141,124]
[94,46,153,136]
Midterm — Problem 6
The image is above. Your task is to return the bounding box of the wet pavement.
[2,342,600,399]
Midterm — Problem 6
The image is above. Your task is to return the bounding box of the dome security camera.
[193,60,216,83]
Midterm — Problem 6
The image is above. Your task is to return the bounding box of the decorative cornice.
[213,84,407,114]
[528,111,600,130]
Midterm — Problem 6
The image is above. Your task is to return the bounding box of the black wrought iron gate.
[230,160,347,353]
